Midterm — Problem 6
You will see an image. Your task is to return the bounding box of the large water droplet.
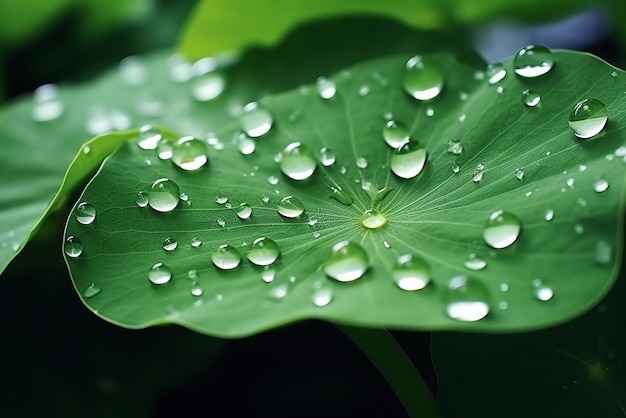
[148,262,172,285]
[445,275,490,322]
[163,237,178,251]
[64,236,83,258]
[568,98,608,139]
[147,178,180,212]
[392,254,430,291]
[32,84,64,122]
[237,203,252,220]
[317,77,336,99]
[594,178,609,193]
[82,283,101,298]
[280,142,317,180]
[513,45,554,78]
[247,237,280,266]
[323,241,369,282]
[211,244,241,270]
[192,73,225,101]
[486,63,506,84]
[464,253,487,270]
[137,125,162,150]
[319,147,336,166]
[390,140,427,179]
[402,55,444,100]
[522,89,541,107]
[361,210,387,229]
[75,202,96,225]
[483,210,521,249]
[383,120,410,148]
[171,136,209,171]
[312,287,333,307]
[277,196,305,218]
[241,102,273,137]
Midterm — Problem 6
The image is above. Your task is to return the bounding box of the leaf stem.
[338,325,442,418]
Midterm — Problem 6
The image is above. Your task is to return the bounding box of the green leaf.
[63,49,626,336]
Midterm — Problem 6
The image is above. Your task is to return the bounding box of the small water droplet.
[514,45,554,78]
[483,210,521,249]
[215,195,228,205]
[595,240,613,265]
[594,178,609,192]
[356,157,368,169]
[499,283,509,292]
[136,191,148,207]
[261,267,276,283]
[267,175,280,185]
[32,84,64,122]
[211,244,241,270]
[192,73,226,101]
[119,56,147,85]
[459,91,469,101]
[358,85,370,96]
[313,231,321,238]
[464,253,487,270]
[217,218,226,227]
[280,142,317,180]
[568,98,608,139]
[402,55,444,100]
[566,178,575,188]
[339,166,347,175]
[383,120,411,148]
[162,237,178,251]
[307,216,318,226]
[261,194,270,203]
[426,106,435,116]
[496,85,504,94]
[393,254,430,291]
[328,184,353,205]
[64,236,83,258]
[317,76,337,99]
[155,139,173,160]
[486,63,506,84]
[458,114,466,123]
[323,241,369,282]
[241,102,273,137]
[277,196,305,218]
[452,162,460,174]
[191,286,203,296]
[390,140,427,179]
[236,203,252,220]
[75,202,96,225]
[148,262,172,285]
[514,168,524,180]
[361,210,387,229]
[472,164,485,183]
[445,275,490,322]
[82,283,101,298]
[312,287,333,307]
[447,139,463,155]
[544,209,554,222]
[577,197,587,207]
[247,237,280,266]
[533,280,554,301]
[319,147,336,166]
[522,89,541,107]
[574,223,585,234]
[147,178,180,212]
[171,136,209,171]
[268,283,289,300]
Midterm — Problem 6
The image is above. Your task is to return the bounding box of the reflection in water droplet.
[148,262,172,285]
[483,210,521,249]
[211,244,241,270]
[392,254,430,291]
[447,139,463,155]
[358,85,370,96]
[383,120,411,148]
[64,236,83,258]
[163,237,178,251]
[217,218,226,228]
[595,240,612,265]
[137,125,162,150]
[156,140,173,160]
[191,237,202,248]
[464,253,487,270]
[192,73,225,101]
[237,203,252,220]
[568,98,608,139]
[171,136,209,171]
[323,241,369,282]
[319,147,336,166]
[268,283,289,300]
[522,89,541,107]
[486,63,506,84]
[136,191,148,207]
[147,178,180,212]
[513,45,554,78]
[317,77,336,99]
[241,102,273,137]
[82,284,101,298]
[191,286,203,296]
[312,288,333,307]
[594,178,609,192]
[75,202,96,225]
[402,55,444,100]
[514,168,524,180]
[280,142,317,180]
[261,267,276,283]
[390,140,427,179]
[533,281,554,301]
[445,275,490,322]
[426,106,434,116]
[452,162,460,174]
[361,210,387,229]
[277,196,305,218]
[329,184,353,205]
[356,157,368,169]
[544,209,554,222]
[247,237,280,266]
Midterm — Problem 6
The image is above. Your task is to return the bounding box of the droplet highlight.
[171,136,209,171]
[247,237,280,266]
[280,142,317,180]
[211,244,241,270]
[75,202,96,225]
[241,102,273,137]
[402,55,444,101]
[390,140,427,179]
[513,45,554,78]
[323,241,369,282]
[445,275,490,322]
[483,210,521,249]
[383,120,410,148]
[392,254,431,291]
[568,98,608,139]
[148,262,172,285]
[147,178,180,212]
[64,236,83,258]
[277,196,305,218]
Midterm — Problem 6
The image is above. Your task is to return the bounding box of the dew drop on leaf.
[277,196,305,218]
[514,168,524,180]
[261,267,276,283]
[513,45,554,78]
[594,178,609,192]
[119,56,147,85]
[171,136,209,171]
[157,140,173,160]
[279,142,317,180]
[191,286,204,297]
[247,237,280,266]
[148,262,172,285]
[356,157,368,169]
[595,240,613,265]
[147,178,180,212]
[383,120,410,148]
[390,140,427,179]
[82,283,101,298]
[317,76,336,99]
[483,210,521,249]
[217,218,226,227]
[392,254,431,291]
[319,147,336,166]
[532,279,554,301]
[32,84,64,122]
[464,253,487,271]
[522,89,541,107]
[75,202,96,225]
[568,98,608,139]
[544,209,555,222]
[192,73,225,101]
[486,63,506,84]
[445,275,490,322]
[191,237,202,248]
[64,235,83,258]
[237,203,252,220]
[211,244,241,270]
[451,162,460,174]
[401,55,444,101]
[162,237,178,251]
[361,210,387,229]
[312,287,333,307]
[447,139,463,155]
[323,241,369,282]
[136,191,148,208]
[267,283,289,300]
[241,102,273,137]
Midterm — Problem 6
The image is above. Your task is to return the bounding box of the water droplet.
[323,241,369,282]
[486,63,506,84]
[82,283,101,298]
[241,102,273,137]
[514,168,524,180]
[312,288,333,307]
[277,196,305,218]
[522,89,541,107]
[361,210,387,229]
[64,236,83,258]
[211,244,241,270]
[247,237,280,266]
[147,178,180,212]
[171,136,209,171]
[148,262,172,285]
[319,147,336,166]
[513,45,554,78]
[157,140,173,160]
[192,73,225,101]
[237,203,252,220]
[445,275,490,321]
[447,139,463,155]
[426,106,435,116]
[136,191,148,207]
[32,84,64,122]
[390,140,427,179]
[191,286,203,296]
[393,254,431,291]
[313,231,321,238]
[496,85,504,94]
[383,120,411,148]
[75,202,96,225]
[119,56,147,85]
[483,210,521,249]
[280,142,317,180]
[464,253,487,270]
[358,85,370,96]
[261,267,276,283]
[402,55,444,100]
[575,223,584,234]
[566,178,575,188]
[356,157,368,169]
[339,166,347,175]
[458,114,466,123]
[268,283,289,300]
[191,237,202,248]
[532,280,554,301]
[261,194,270,203]
[472,164,485,183]
[595,240,613,265]
[215,195,228,205]
[568,98,608,139]
[82,145,91,155]
[594,178,609,192]
[317,76,336,99]
[163,237,178,251]
[452,162,460,174]
[217,218,226,228]
[544,209,555,222]
[307,216,318,226]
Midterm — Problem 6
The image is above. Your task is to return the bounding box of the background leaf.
[64,50,626,336]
